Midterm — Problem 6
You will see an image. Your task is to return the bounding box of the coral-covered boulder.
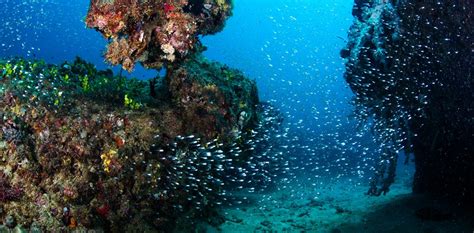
[0,57,275,231]
[86,0,233,71]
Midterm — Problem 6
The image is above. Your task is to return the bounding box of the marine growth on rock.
[86,0,233,71]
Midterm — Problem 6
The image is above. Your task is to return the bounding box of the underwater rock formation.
[343,0,473,200]
[86,0,233,71]
[0,56,282,231]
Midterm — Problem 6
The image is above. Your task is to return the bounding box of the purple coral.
[0,172,23,202]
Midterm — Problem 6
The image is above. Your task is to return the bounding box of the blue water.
[202,0,381,182]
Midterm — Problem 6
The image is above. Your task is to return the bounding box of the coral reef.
[0,56,282,231]
[343,0,473,200]
[86,0,233,71]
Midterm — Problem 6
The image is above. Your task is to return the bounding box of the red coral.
[96,203,110,218]
[163,3,175,14]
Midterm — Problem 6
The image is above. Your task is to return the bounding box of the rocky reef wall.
[343,0,473,201]
[0,54,282,231]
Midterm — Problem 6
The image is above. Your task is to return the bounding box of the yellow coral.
[216,0,226,8]
[11,104,24,116]
[239,101,247,109]
[100,149,117,173]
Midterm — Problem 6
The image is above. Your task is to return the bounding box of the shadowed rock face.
[86,0,233,71]
[344,0,473,201]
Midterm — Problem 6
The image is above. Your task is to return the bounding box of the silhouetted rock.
[343,0,473,202]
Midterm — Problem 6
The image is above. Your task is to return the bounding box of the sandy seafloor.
[198,166,474,233]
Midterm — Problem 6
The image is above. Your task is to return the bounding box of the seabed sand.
[202,167,474,233]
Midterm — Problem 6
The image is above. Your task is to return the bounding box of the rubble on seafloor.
[86,0,233,71]
[0,53,284,231]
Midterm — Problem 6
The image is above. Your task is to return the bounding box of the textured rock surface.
[343,0,473,200]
